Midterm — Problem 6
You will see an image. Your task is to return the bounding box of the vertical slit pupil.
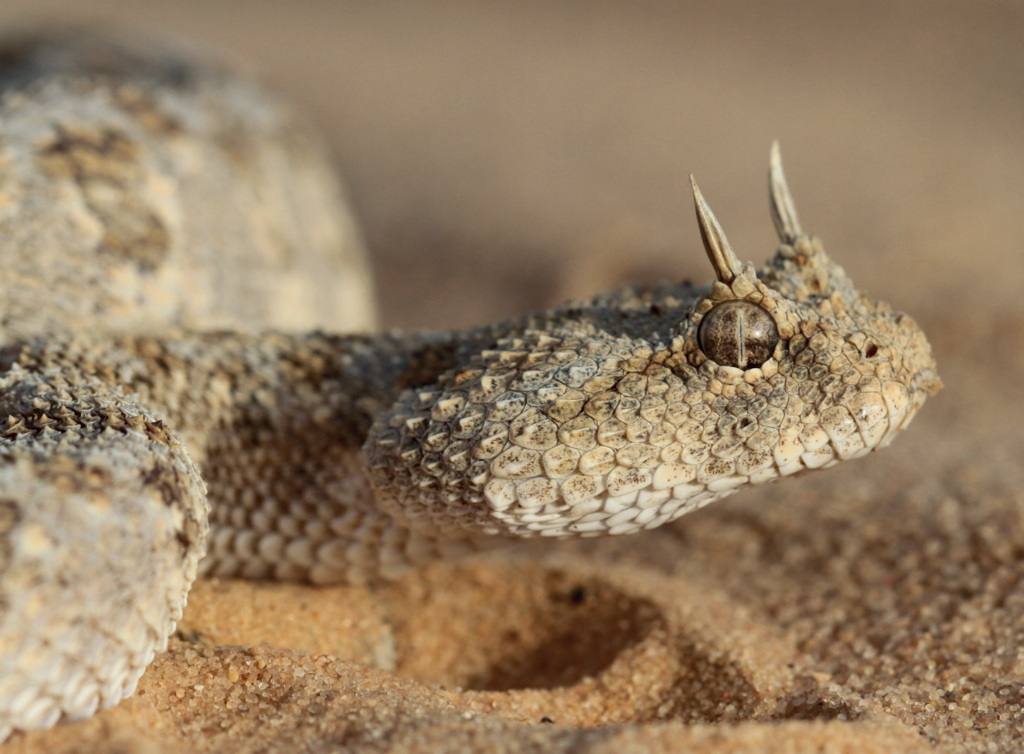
[698,299,780,370]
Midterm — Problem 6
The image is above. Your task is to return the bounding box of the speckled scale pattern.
[0,341,208,737]
[0,31,940,742]
[365,236,939,544]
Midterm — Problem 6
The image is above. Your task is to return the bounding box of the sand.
[2,1,1022,751]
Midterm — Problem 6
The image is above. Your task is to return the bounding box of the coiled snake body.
[0,34,940,739]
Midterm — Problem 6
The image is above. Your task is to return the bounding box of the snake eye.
[698,300,779,369]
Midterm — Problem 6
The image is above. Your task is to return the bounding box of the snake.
[0,32,941,740]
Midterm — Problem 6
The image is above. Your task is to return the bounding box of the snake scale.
[0,32,940,740]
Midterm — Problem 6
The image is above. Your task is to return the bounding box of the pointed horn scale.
[690,174,743,284]
[769,140,804,243]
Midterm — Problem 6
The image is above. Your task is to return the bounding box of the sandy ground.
[2,1,1023,752]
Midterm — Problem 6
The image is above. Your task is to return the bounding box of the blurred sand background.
[2,1,1023,752]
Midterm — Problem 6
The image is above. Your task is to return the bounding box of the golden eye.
[698,300,779,369]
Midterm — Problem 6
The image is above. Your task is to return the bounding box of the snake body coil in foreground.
[0,33,940,740]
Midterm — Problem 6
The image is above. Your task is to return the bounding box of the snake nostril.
[865,342,879,358]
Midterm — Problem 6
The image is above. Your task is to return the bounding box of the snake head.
[365,144,941,541]
[678,143,941,471]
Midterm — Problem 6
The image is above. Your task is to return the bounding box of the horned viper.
[0,32,940,740]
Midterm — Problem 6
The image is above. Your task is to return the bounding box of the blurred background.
[0,0,1017,334]
[4,8,1023,748]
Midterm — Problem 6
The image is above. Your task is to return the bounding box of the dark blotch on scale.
[698,300,779,369]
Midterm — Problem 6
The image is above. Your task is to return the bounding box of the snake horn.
[690,174,743,284]
[768,140,804,244]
